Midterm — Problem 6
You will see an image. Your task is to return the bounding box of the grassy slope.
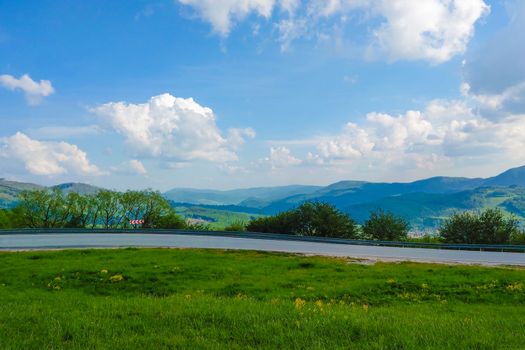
[174,205,264,229]
[0,248,524,349]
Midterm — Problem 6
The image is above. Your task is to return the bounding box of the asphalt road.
[1,233,525,266]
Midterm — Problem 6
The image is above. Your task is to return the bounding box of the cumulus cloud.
[178,0,488,63]
[0,74,55,105]
[263,146,302,168]
[367,0,490,63]
[94,93,253,163]
[0,132,103,176]
[111,159,147,175]
[227,127,256,149]
[285,99,525,172]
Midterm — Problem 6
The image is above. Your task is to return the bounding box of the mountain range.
[2,165,525,230]
[165,165,525,230]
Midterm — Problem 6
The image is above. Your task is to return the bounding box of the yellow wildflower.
[294,298,306,310]
[100,269,108,274]
[506,282,523,291]
[235,293,247,300]
[421,283,429,289]
[315,300,324,309]
[109,274,124,282]
[362,304,369,312]
[386,278,396,284]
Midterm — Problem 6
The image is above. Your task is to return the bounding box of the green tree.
[16,189,68,228]
[247,202,358,238]
[439,208,519,244]
[0,209,13,229]
[362,210,410,241]
[96,190,123,228]
[65,192,91,228]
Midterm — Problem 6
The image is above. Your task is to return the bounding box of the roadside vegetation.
[1,189,524,245]
[0,188,186,229]
[0,248,524,349]
[247,202,359,238]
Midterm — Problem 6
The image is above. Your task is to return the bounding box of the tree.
[362,210,409,241]
[65,192,91,228]
[247,202,358,238]
[0,209,14,229]
[439,208,519,244]
[96,190,123,228]
[11,188,187,230]
[15,188,71,228]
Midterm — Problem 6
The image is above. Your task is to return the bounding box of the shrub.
[224,220,246,232]
[510,230,525,245]
[247,202,358,239]
[362,210,409,241]
[439,208,519,244]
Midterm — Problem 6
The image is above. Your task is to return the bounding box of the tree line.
[244,202,525,245]
[0,188,186,229]
[1,189,524,245]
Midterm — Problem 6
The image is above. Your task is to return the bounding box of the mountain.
[344,186,525,231]
[53,182,101,195]
[164,185,322,206]
[2,164,525,230]
[483,165,525,187]
[257,177,487,215]
[0,180,102,208]
[0,179,44,208]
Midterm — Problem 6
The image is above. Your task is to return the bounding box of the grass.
[0,248,524,349]
[174,205,264,229]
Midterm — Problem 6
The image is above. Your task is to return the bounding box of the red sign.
[129,219,144,225]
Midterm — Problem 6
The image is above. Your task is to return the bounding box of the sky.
[1,0,524,191]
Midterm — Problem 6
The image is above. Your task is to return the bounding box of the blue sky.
[1,0,524,190]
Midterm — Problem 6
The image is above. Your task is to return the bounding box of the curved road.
[1,233,525,266]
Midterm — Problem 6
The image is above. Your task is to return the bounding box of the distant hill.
[0,180,102,208]
[2,164,525,230]
[164,185,322,206]
[344,186,525,231]
[53,182,101,195]
[483,165,525,187]
[164,165,525,230]
[0,179,43,209]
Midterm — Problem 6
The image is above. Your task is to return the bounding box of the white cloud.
[178,0,278,36]
[0,74,55,105]
[276,18,308,51]
[264,146,302,168]
[227,127,256,149]
[289,99,525,173]
[94,93,253,163]
[0,132,103,176]
[368,0,490,63]
[111,159,147,175]
[178,0,489,63]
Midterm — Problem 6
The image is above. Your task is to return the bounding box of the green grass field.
[1,248,524,349]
